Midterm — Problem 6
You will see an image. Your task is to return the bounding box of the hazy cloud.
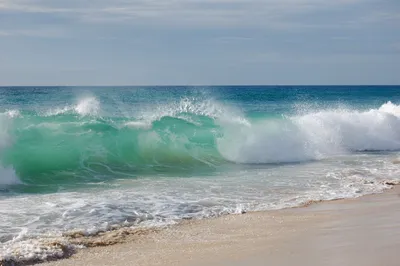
[0,0,399,85]
[0,0,383,27]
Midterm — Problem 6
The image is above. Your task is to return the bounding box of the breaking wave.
[1,97,400,187]
[220,101,400,163]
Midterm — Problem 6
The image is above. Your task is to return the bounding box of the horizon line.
[0,84,399,87]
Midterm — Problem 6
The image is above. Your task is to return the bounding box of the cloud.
[0,0,398,85]
[0,28,67,38]
[0,0,381,28]
[0,0,397,40]
[213,36,254,43]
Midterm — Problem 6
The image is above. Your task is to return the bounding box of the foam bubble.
[0,238,76,265]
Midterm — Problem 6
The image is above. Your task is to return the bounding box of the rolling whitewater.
[1,86,400,264]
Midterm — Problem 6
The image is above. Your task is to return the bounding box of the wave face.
[0,96,235,189]
[1,88,400,189]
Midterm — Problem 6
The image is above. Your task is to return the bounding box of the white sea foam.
[45,106,71,116]
[45,96,100,117]
[124,121,152,130]
[139,97,250,126]
[218,102,400,164]
[0,167,21,186]
[0,111,20,186]
[1,153,400,264]
[1,238,76,265]
[74,96,100,116]
[378,101,400,116]
[0,110,19,149]
[4,110,20,118]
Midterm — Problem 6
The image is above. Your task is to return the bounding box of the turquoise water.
[1,86,400,262]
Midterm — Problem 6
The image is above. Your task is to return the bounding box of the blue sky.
[0,0,399,85]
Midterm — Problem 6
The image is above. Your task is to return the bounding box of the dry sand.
[45,187,400,266]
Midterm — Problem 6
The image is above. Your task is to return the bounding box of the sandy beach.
[42,186,400,266]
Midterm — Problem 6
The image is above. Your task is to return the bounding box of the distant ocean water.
[1,86,400,263]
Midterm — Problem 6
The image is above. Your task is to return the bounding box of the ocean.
[1,86,400,263]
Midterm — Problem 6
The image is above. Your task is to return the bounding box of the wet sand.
[45,186,400,266]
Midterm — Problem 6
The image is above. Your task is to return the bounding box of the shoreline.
[32,185,400,266]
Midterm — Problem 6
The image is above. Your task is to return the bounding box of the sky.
[0,0,399,85]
